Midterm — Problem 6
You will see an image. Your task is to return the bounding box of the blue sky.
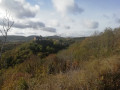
[0,0,120,37]
[27,0,120,11]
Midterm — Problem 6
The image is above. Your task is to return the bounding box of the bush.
[17,78,29,90]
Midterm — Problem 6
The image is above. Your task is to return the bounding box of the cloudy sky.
[0,0,120,37]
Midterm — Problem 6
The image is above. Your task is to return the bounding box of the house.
[33,35,43,41]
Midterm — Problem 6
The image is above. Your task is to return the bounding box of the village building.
[34,35,43,41]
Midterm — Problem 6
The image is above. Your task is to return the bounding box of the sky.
[0,0,120,37]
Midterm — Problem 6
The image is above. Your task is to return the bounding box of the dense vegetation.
[0,39,73,69]
[0,27,120,90]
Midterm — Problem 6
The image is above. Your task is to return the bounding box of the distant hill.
[0,35,60,42]
[0,35,85,42]
[0,35,34,42]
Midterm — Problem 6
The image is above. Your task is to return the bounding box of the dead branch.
[0,11,14,60]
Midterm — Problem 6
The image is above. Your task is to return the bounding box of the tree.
[0,12,14,60]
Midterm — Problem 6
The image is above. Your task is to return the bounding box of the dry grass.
[25,55,120,90]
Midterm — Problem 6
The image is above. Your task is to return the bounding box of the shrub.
[17,78,29,90]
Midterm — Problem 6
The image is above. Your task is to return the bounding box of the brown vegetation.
[0,27,120,90]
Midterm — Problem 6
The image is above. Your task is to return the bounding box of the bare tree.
[0,11,14,60]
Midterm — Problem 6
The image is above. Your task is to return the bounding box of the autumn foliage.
[0,27,120,90]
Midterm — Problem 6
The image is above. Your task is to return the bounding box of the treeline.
[58,27,118,62]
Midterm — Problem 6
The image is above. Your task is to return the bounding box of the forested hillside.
[0,27,120,90]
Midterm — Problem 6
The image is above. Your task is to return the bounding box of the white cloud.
[47,20,60,27]
[116,19,120,23]
[0,0,40,18]
[0,18,56,33]
[13,21,45,29]
[42,27,56,32]
[103,14,110,19]
[52,0,84,16]
[0,0,57,34]
[13,21,56,33]
[83,20,99,29]
[64,26,70,29]
[114,16,120,24]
